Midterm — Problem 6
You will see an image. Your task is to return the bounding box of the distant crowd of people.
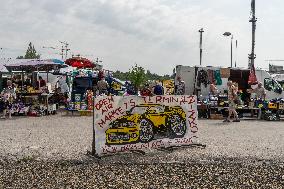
[91,70,186,97]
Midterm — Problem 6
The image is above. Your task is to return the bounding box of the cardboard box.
[210,114,224,120]
[74,102,81,110]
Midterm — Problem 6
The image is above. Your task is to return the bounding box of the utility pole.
[198,28,204,66]
[235,40,238,67]
[60,45,64,60]
[94,57,103,70]
[59,41,70,60]
[95,57,103,64]
[43,46,63,59]
[0,47,3,60]
[223,32,233,67]
[248,0,257,68]
[230,35,233,68]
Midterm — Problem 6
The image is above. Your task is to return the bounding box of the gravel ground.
[0,114,284,188]
[1,158,284,189]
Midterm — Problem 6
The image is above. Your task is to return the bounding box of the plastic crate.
[279,103,284,110]
[268,103,278,109]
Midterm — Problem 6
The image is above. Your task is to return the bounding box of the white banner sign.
[94,95,198,156]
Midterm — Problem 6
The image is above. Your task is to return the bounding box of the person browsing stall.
[37,76,46,89]
[175,76,185,95]
[248,82,266,100]
[1,80,16,119]
[24,76,32,87]
[209,82,218,95]
[224,81,240,123]
[153,81,164,95]
[97,77,109,95]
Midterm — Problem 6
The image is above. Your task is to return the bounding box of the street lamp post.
[223,32,233,67]
[0,48,4,60]
[230,35,233,68]
[198,28,204,66]
[235,40,238,67]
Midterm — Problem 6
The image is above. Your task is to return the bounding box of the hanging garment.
[207,70,215,84]
[197,70,209,87]
[175,81,185,95]
[248,65,258,85]
[220,68,230,78]
[214,70,222,85]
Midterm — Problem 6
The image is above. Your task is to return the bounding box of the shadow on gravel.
[1,156,284,189]
[0,116,30,121]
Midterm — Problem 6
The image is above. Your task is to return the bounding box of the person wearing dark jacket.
[153,82,164,95]
[37,76,46,89]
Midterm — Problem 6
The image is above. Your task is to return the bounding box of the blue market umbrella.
[48,59,65,64]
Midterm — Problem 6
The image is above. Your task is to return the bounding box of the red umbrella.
[65,57,94,68]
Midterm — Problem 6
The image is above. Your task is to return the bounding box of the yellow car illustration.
[106,104,186,145]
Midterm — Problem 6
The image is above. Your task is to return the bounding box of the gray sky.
[0,0,283,74]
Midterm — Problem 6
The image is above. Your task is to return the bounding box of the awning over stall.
[4,59,67,72]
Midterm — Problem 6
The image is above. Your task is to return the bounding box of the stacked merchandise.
[28,104,46,117]
[74,94,81,110]
[197,99,210,119]
[67,91,94,112]
[10,95,50,117]
[67,102,74,110]
[209,95,218,107]
[253,98,284,121]
[217,94,229,107]
[11,77,55,116]
[264,99,284,121]
[10,100,29,116]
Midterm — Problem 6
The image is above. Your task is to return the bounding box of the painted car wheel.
[139,119,154,143]
[169,114,186,137]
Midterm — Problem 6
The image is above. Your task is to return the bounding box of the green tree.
[17,42,40,59]
[127,64,147,94]
[16,56,24,59]
[112,68,173,82]
[112,70,128,81]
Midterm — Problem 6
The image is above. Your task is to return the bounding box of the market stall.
[3,59,67,116]
[198,93,284,121]
[65,68,127,116]
[194,68,284,121]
